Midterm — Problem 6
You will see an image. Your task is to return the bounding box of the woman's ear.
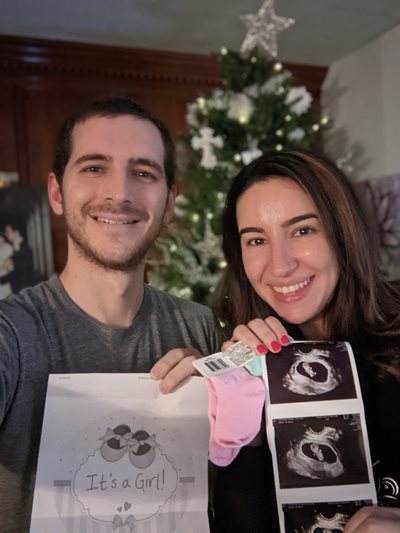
[48,172,64,215]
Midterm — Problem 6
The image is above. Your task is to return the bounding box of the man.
[0,97,221,531]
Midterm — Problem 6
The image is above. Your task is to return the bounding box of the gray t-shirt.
[0,276,221,532]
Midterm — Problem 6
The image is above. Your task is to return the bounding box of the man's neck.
[60,260,145,328]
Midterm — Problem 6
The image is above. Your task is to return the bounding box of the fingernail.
[256,343,267,355]
[280,335,290,345]
[159,382,169,394]
[150,369,160,380]
[271,340,281,352]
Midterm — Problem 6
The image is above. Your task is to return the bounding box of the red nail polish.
[257,343,267,355]
[281,335,290,345]
[271,340,281,351]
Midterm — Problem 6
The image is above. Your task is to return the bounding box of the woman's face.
[236,177,339,339]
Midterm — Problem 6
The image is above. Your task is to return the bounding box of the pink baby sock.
[207,368,265,466]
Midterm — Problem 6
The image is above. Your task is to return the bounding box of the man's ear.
[163,185,177,225]
[48,172,64,215]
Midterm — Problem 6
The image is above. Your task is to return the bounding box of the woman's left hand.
[344,505,400,532]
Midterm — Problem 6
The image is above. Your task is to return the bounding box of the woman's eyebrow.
[238,214,319,236]
[282,213,318,228]
[239,226,264,236]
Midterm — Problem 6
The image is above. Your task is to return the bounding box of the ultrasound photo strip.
[261,341,377,533]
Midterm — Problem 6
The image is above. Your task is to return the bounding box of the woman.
[212,150,400,533]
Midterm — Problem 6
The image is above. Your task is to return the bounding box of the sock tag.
[192,342,257,378]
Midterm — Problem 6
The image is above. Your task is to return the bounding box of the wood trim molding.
[0,35,221,87]
[0,34,327,93]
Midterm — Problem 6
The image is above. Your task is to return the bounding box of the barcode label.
[192,342,257,378]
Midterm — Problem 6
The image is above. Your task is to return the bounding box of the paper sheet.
[263,341,377,532]
[30,374,210,533]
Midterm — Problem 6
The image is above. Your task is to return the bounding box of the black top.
[212,364,400,533]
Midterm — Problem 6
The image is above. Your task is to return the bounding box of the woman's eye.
[295,226,316,237]
[248,237,266,246]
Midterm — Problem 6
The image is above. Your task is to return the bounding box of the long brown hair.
[215,150,400,378]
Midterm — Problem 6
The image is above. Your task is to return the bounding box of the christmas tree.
[149,48,329,305]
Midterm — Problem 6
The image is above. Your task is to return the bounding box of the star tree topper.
[240,0,295,58]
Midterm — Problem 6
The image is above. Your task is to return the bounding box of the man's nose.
[103,170,132,202]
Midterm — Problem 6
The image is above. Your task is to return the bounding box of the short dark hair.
[52,96,176,188]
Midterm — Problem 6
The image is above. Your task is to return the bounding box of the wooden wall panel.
[0,35,327,273]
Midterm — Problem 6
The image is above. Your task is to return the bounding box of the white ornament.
[287,127,305,141]
[208,88,228,110]
[186,102,199,128]
[260,71,291,94]
[191,127,223,169]
[285,86,313,115]
[240,0,295,58]
[227,93,254,123]
[244,84,259,98]
[240,141,262,165]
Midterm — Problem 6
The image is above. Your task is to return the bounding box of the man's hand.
[150,348,202,394]
[344,506,400,532]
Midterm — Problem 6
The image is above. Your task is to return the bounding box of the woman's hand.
[344,505,400,532]
[222,316,290,355]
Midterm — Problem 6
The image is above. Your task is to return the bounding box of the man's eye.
[135,170,157,181]
[83,166,102,173]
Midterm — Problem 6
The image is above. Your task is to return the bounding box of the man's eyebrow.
[72,154,111,167]
[238,214,319,236]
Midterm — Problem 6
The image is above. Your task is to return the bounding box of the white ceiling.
[2,0,400,66]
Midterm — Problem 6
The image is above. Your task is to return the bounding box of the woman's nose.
[269,241,297,277]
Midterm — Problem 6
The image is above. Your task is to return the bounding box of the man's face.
[49,114,175,271]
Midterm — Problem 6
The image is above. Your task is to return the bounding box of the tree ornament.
[240,0,295,58]
[285,86,313,115]
[241,141,262,165]
[191,127,223,169]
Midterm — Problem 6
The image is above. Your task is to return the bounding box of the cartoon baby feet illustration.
[129,430,159,469]
[99,425,160,468]
[99,424,133,462]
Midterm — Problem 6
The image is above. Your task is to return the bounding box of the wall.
[322,23,400,181]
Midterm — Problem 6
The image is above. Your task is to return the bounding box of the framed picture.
[355,173,400,280]
[0,186,54,299]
